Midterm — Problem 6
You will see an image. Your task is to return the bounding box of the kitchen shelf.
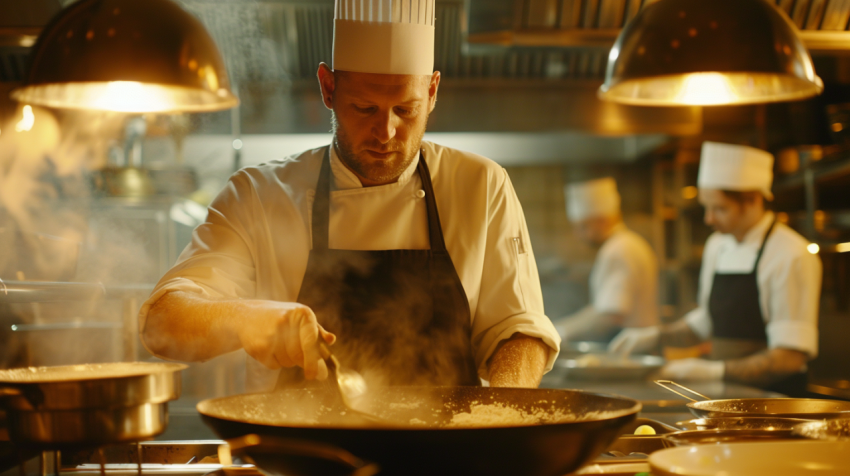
[774,150,850,192]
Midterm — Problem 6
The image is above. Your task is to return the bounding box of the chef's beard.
[331,112,425,184]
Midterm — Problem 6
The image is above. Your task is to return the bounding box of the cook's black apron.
[708,220,808,397]
[276,147,479,388]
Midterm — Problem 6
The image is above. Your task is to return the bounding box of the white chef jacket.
[684,212,822,357]
[590,224,659,328]
[139,142,561,390]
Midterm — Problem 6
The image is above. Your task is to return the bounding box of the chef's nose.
[704,209,715,226]
[372,111,397,144]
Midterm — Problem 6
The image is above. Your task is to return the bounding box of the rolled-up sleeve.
[765,251,821,358]
[470,169,561,380]
[137,171,259,341]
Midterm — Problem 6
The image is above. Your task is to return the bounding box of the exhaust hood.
[0,0,62,82]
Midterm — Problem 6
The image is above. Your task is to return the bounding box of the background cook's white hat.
[333,0,435,75]
[565,177,621,222]
[698,142,775,200]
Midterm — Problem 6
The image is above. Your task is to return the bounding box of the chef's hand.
[237,302,336,380]
[608,326,661,355]
[660,358,724,381]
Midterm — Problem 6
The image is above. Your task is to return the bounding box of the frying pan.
[656,380,850,419]
[198,386,641,476]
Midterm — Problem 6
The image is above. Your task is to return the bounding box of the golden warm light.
[601,72,823,106]
[836,242,850,253]
[681,186,698,200]
[15,106,35,132]
[676,73,735,106]
[11,81,238,114]
[807,243,820,255]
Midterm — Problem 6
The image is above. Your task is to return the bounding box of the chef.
[556,178,659,342]
[610,142,821,396]
[139,0,560,392]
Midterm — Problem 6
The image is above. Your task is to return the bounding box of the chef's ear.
[317,63,336,110]
[428,71,441,113]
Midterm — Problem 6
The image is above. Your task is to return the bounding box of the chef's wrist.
[710,360,726,381]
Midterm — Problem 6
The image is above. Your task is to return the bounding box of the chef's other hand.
[608,326,660,355]
[661,358,724,382]
[237,302,336,380]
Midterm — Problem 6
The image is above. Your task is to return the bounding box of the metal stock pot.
[0,362,186,448]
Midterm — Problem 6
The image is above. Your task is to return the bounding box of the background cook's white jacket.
[590,225,659,328]
[139,142,561,389]
[684,212,822,358]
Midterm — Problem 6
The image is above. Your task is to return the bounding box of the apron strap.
[311,147,448,253]
[312,147,333,251]
[417,153,449,254]
[752,219,777,271]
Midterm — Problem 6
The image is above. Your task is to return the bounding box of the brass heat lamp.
[599,0,823,106]
[10,0,238,113]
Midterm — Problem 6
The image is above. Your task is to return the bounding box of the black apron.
[708,220,808,397]
[277,147,479,388]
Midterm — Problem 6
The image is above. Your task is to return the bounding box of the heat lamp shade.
[598,0,823,106]
[10,0,238,113]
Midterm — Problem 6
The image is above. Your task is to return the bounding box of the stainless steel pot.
[0,362,186,448]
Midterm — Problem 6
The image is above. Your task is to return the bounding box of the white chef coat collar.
[329,145,421,191]
[737,211,775,246]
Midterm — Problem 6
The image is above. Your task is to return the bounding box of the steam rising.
[0,106,156,283]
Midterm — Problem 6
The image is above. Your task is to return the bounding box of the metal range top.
[5,437,663,476]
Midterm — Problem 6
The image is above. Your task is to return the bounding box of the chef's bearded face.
[318,64,439,186]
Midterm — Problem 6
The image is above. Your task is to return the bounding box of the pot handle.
[654,380,711,402]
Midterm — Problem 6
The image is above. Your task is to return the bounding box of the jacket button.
[415,189,426,198]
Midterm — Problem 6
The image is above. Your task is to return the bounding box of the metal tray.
[554,354,664,381]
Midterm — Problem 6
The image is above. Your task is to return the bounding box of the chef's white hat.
[698,142,774,200]
[565,177,621,222]
[333,0,436,75]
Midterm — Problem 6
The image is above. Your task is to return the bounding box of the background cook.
[610,142,821,397]
[556,177,659,343]
[138,0,560,392]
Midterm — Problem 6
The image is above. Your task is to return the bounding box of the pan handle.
[221,434,380,476]
[654,380,711,402]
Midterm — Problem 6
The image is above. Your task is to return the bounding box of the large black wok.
[198,386,640,476]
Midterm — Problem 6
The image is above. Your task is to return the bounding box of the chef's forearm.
[659,318,703,349]
[723,348,808,388]
[143,291,246,361]
[559,306,623,342]
[488,334,549,388]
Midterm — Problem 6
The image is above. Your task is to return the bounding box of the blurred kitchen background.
[3,0,850,403]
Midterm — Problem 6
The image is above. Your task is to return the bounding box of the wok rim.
[197,387,642,431]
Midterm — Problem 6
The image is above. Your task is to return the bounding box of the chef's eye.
[353,105,376,114]
[394,107,412,116]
